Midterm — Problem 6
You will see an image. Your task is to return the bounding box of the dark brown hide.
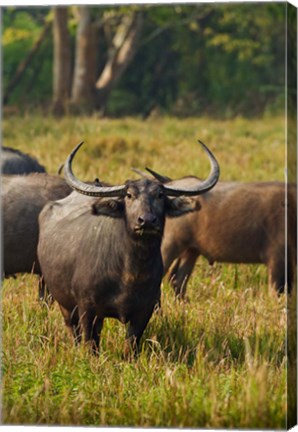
[37,141,220,356]
[37,181,197,357]
[2,174,72,299]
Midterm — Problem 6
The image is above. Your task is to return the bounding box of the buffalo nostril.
[138,215,157,226]
[138,216,145,226]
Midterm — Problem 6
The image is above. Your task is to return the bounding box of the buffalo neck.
[122,230,163,276]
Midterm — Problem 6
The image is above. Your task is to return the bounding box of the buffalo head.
[63,140,220,241]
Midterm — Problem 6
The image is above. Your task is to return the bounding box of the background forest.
[3,3,286,118]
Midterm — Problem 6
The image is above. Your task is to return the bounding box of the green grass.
[2,114,288,427]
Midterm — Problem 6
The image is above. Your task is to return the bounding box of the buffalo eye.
[158,191,164,199]
[126,192,132,199]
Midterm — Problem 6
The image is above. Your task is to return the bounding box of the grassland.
[2,114,288,427]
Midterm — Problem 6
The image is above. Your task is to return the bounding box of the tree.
[52,7,72,115]
[69,7,143,115]
[70,6,98,113]
[3,4,287,117]
[95,10,143,114]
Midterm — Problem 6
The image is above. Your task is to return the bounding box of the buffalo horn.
[147,140,220,196]
[145,167,170,183]
[64,142,126,197]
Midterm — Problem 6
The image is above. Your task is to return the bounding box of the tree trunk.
[95,12,143,113]
[52,7,72,116]
[70,6,97,113]
[4,21,51,105]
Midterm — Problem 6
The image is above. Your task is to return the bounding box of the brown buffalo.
[143,170,296,297]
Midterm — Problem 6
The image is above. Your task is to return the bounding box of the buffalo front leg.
[124,307,155,360]
[169,248,199,299]
[162,243,181,276]
[78,305,103,354]
[59,304,82,345]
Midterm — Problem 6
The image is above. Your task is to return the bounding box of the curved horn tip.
[74,141,85,151]
[66,141,85,163]
[197,139,220,170]
[66,141,85,162]
[197,139,209,150]
[197,140,219,164]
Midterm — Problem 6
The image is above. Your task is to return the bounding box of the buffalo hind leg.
[287,258,295,295]
[169,249,199,299]
[124,307,155,360]
[59,304,82,344]
[268,260,295,295]
[79,305,103,354]
[268,256,288,295]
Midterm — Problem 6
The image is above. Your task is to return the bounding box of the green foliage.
[108,3,286,117]
[3,3,287,117]
[3,7,53,106]
[2,115,287,427]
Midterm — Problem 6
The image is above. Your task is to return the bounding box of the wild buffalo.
[2,174,72,300]
[37,140,220,356]
[2,146,46,175]
[144,173,296,297]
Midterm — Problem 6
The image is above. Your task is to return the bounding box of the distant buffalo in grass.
[160,178,296,297]
[2,146,46,175]
[2,173,72,300]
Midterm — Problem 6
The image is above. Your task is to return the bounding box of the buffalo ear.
[166,196,201,217]
[92,198,124,218]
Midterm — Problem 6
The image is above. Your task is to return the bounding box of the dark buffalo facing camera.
[37,141,220,357]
